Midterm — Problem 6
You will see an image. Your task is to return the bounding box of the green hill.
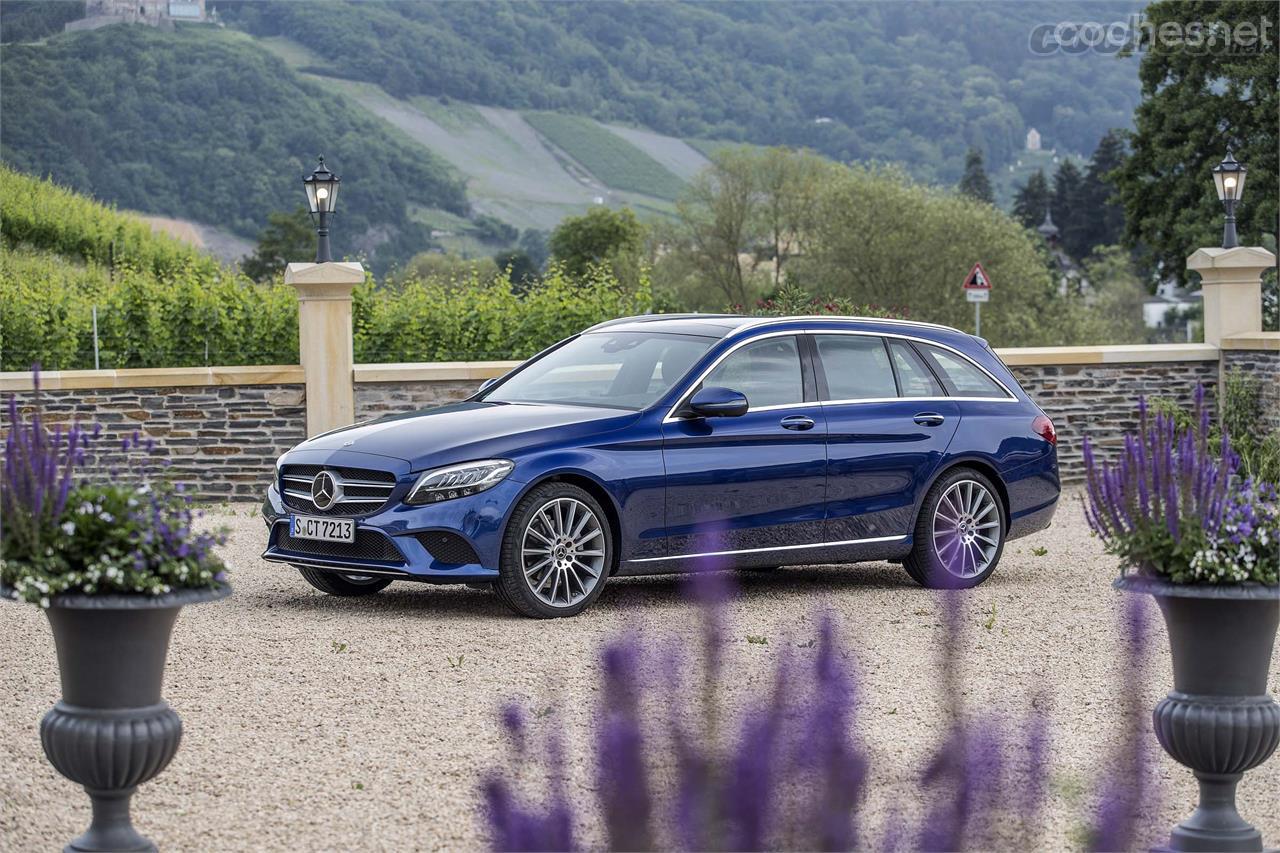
[0,25,468,273]
[219,0,1142,181]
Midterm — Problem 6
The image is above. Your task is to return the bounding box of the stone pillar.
[285,261,364,436]
[1186,246,1275,346]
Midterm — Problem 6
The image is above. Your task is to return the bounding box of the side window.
[888,340,944,397]
[918,344,1009,398]
[815,335,897,400]
[703,336,803,409]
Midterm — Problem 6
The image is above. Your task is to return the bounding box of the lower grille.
[271,525,405,564]
[416,531,480,565]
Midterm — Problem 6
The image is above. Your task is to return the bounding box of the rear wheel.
[296,566,392,596]
[496,483,612,618]
[904,468,1005,589]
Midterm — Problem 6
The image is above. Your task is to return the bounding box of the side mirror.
[687,386,749,418]
[478,377,498,394]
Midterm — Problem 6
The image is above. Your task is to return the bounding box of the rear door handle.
[913,412,945,426]
[780,415,816,431]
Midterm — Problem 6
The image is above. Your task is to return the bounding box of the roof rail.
[727,314,962,338]
[583,313,744,333]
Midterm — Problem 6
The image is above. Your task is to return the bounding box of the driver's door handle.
[913,412,945,426]
[780,415,816,431]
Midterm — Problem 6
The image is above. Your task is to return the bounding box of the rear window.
[917,344,1009,399]
[815,335,897,399]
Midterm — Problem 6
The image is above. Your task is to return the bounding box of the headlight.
[404,459,514,505]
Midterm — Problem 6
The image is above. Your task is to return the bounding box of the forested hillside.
[220,0,1142,179]
[0,25,468,272]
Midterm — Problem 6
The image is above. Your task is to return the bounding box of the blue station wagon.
[262,315,1060,617]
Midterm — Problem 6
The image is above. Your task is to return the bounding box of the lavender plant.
[1,376,227,606]
[482,578,1061,852]
[1083,386,1278,585]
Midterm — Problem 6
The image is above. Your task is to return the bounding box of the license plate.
[290,515,355,543]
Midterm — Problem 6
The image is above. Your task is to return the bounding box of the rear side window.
[917,344,1010,398]
[888,340,944,397]
[815,335,897,400]
[703,336,803,409]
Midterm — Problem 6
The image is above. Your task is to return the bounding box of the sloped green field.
[524,112,687,201]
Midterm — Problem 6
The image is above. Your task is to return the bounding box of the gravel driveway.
[3,493,1278,851]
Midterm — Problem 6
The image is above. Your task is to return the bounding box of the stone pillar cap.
[284,261,365,286]
[1186,245,1276,272]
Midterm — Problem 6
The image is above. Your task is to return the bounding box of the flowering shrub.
[1,381,227,606]
[481,577,1078,851]
[1083,387,1278,585]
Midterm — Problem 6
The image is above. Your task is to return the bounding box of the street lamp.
[302,156,340,263]
[1211,150,1246,249]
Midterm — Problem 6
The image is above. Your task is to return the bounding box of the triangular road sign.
[964,262,992,290]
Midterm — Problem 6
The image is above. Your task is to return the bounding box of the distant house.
[1143,279,1202,331]
[1026,128,1042,151]
[65,0,206,32]
[813,116,834,125]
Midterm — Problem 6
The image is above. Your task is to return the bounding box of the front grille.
[280,465,397,516]
[416,531,480,565]
[270,524,405,564]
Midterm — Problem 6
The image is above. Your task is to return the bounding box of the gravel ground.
[3,492,1278,852]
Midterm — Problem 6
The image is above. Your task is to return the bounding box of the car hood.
[295,401,641,471]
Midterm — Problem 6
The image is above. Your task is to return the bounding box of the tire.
[296,566,392,596]
[903,467,1006,590]
[496,482,613,618]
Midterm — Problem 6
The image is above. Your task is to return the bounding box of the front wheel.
[296,566,392,596]
[496,483,612,618]
[904,468,1005,589]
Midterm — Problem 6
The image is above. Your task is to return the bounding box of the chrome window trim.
[626,533,908,563]
[662,330,806,423]
[664,328,1016,422]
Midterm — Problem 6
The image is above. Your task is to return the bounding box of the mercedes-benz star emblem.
[311,470,342,511]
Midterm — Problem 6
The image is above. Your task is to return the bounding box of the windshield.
[482,332,715,410]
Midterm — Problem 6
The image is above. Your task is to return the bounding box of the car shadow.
[252,561,923,621]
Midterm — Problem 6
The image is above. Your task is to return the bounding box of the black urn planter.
[1116,575,1280,853]
[30,585,231,853]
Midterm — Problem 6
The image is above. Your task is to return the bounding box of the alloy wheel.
[520,497,606,608]
[932,479,1001,578]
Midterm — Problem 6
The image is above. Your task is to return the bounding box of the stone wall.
[1006,359,1219,484]
[6,381,305,502]
[355,380,479,420]
[1222,347,1280,433]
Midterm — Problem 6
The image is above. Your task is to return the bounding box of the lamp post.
[302,156,341,263]
[1211,150,1246,249]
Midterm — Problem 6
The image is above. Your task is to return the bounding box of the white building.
[1026,128,1042,151]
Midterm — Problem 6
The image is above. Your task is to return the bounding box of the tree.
[1113,0,1278,283]
[518,228,550,271]
[1012,170,1050,230]
[1051,160,1088,259]
[1077,130,1128,253]
[672,147,760,306]
[786,164,1074,346]
[753,147,834,287]
[957,148,995,204]
[240,208,314,282]
[549,206,644,279]
[494,250,540,291]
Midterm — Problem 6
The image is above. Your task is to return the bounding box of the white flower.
[61,521,76,536]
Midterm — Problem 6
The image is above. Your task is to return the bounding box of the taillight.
[1032,414,1057,446]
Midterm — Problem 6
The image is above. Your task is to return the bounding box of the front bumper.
[260,477,525,583]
